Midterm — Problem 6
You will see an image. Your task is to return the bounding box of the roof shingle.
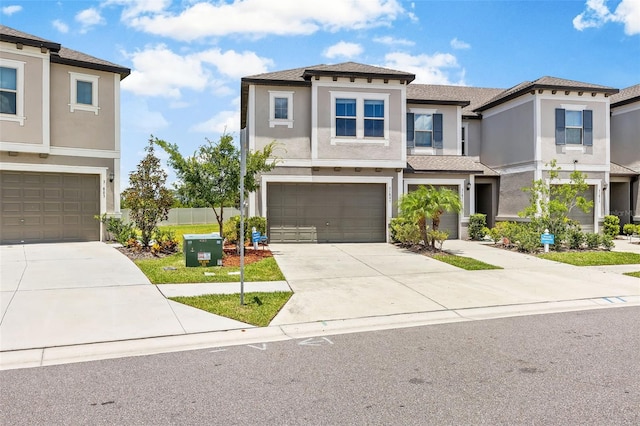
[406,155,498,176]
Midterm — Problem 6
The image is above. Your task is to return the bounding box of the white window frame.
[330,91,389,145]
[408,107,437,153]
[0,58,26,126]
[69,72,99,115]
[269,90,293,128]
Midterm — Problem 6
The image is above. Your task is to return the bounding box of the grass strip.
[169,291,293,327]
[538,251,640,266]
[432,254,502,270]
[623,271,640,279]
[136,254,285,284]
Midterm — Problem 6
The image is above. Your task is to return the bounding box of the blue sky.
[2,0,639,183]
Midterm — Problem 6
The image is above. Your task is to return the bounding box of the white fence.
[121,207,241,226]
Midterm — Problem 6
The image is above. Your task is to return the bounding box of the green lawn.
[432,253,502,270]
[135,253,285,284]
[623,271,640,279]
[169,292,292,326]
[538,251,640,266]
[159,223,220,249]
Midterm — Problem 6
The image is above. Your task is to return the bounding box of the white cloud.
[102,0,172,20]
[197,49,274,79]
[52,19,69,33]
[116,0,404,41]
[383,52,464,85]
[450,37,471,49]
[121,44,272,98]
[573,0,640,35]
[2,5,22,15]
[191,110,239,134]
[373,36,414,46]
[121,44,210,98]
[323,41,363,59]
[75,7,106,32]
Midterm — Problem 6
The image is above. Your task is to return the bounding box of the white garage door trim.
[403,178,465,240]
[1,162,109,240]
[261,175,393,242]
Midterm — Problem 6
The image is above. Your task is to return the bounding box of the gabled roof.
[406,155,499,176]
[610,162,639,176]
[0,25,130,79]
[475,76,619,112]
[408,85,503,117]
[610,84,640,108]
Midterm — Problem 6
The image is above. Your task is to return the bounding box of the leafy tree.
[398,185,462,249]
[154,133,278,238]
[121,139,173,247]
[519,159,593,244]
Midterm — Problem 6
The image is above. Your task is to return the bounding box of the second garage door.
[0,171,100,244]
[267,183,386,243]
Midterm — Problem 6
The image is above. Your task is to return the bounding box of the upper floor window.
[269,91,294,128]
[69,72,99,115]
[407,111,443,149]
[555,108,592,146]
[0,59,25,125]
[330,91,389,144]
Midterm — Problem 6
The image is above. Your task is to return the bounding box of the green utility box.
[183,233,223,267]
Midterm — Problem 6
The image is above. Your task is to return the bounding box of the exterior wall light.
[109,172,115,182]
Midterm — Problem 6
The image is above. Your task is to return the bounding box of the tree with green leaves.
[398,185,462,249]
[154,133,278,238]
[121,139,174,247]
[519,159,593,242]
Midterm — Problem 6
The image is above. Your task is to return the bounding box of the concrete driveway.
[0,242,250,352]
[269,242,640,325]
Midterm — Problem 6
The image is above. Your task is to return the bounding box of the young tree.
[398,185,462,249]
[121,139,173,247]
[519,159,593,237]
[154,133,278,238]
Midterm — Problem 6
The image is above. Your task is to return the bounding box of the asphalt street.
[1,306,638,425]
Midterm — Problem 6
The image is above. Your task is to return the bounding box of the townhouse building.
[241,62,638,242]
[0,26,130,244]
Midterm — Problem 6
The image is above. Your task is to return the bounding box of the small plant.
[95,213,137,245]
[151,228,179,255]
[601,234,614,251]
[468,214,487,240]
[222,216,240,245]
[389,217,421,245]
[623,223,638,237]
[428,229,449,251]
[602,215,620,238]
[566,226,585,250]
[126,237,143,252]
[585,232,601,250]
[513,224,539,253]
[245,216,267,241]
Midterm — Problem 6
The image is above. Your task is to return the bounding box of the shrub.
[246,216,267,242]
[428,229,449,250]
[585,232,601,250]
[95,214,137,245]
[513,224,540,253]
[623,223,638,236]
[389,217,421,245]
[603,215,620,238]
[566,227,585,250]
[151,228,179,255]
[601,234,614,251]
[468,214,487,240]
[222,216,240,245]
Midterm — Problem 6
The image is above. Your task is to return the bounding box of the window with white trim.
[69,72,99,114]
[407,111,443,149]
[330,91,389,143]
[0,59,25,125]
[269,91,293,128]
[555,108,592,146]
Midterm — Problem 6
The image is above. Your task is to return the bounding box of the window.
[0,59,25,125]
[330,91,389,144]
[69,72,99,114]
[336,98,356,137]
[269,91,294,127]
[555,108,592,146]
[0,67,17,114]
[407,112,443,149]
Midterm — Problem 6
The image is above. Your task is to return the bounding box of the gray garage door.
[407,184,459,239]
[0,171,100,244]
[567,186,595,233]
[267,183,386,243]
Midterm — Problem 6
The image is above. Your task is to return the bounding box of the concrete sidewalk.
[1,240,639,370]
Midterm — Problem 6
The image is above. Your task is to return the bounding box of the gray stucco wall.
[481,98,535,168]
[465,119,482,157]
[611,105,640,172]
[496,170,535,219]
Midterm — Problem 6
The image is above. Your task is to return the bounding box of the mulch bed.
[116,244,273,266]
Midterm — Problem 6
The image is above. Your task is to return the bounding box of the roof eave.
[0,34,60,52]
[240,77,311,87]
[611,96,640,108]
[302,69,415,84]
[407,99,470,107]
[50,54,130,79]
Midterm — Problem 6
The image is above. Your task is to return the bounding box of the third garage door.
[267,183,386,243]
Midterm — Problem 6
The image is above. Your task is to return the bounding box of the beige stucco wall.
[315,85,404,161]
[481,98,535,168]
[611,103,640,172]
[50,64,117,151]
[252,85,312,159]
[406,103,459,155]
[540,98,609,166]
[0,46,45,145]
